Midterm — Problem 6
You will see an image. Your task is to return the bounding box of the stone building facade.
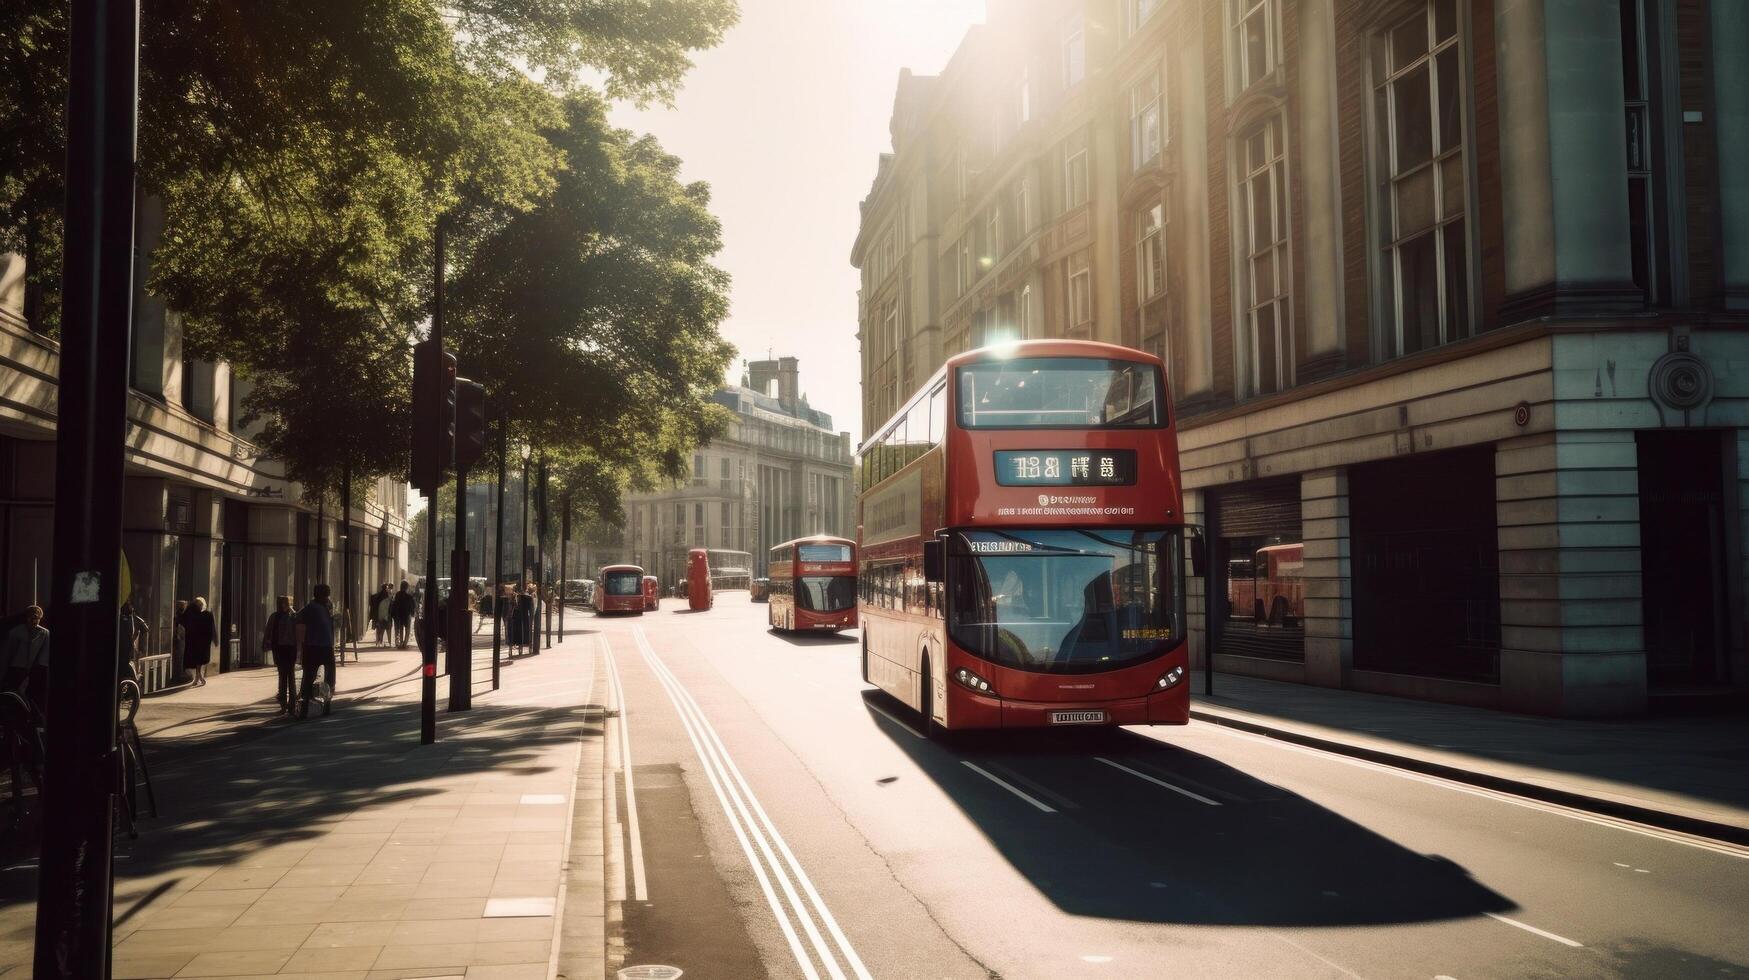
[853,0,1748,715]
[0,204,409,687]
[619,358,855,585]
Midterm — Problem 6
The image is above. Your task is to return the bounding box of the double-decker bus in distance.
[857,340,1189,733]
[767,536,859,633]
[594,565,645,615]
[705,549,754,592]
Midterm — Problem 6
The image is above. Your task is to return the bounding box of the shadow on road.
[861,689,1514,928]
[768,630,858,647]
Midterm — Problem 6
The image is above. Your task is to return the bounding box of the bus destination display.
[993,449,1136,487]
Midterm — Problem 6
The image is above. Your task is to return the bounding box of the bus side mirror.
[923,539,944,583]
[1189,532,1207,579]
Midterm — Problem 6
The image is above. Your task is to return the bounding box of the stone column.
[1712,0,1749,310]
[1300,468,1351,687]
[1175,35,1215,395]
[1182,488,1208,672]
[1494,0,1639,316]
[1296,0,1345,366]
[1496,431,1645,716]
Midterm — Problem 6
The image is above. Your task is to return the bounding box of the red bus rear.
[768,536,858,633]
[688,548,713,610]
[857,340,1189,732]
[594,565,645,615]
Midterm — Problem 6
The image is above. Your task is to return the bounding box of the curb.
[1189,707,1749,849]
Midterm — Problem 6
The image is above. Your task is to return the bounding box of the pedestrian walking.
[391,581,416,649]
[262,595,299,713]
[512,583,534,656]
[371,583,392,645]
[183,596,217,686]
[295,584,337,719]
[1,605,49,717]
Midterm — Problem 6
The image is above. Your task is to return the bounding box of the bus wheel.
[1270,596,1289,627]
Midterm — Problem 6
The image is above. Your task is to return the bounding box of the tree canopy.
[0,0,739,512]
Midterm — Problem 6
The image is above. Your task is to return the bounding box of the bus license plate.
[1050,710,1106,725]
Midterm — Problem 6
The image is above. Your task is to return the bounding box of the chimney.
[778,357,799,412]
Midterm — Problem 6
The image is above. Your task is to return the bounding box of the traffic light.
[454,378,487,471]
[410,337,456,493]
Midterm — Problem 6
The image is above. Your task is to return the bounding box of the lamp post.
[491,419,506,687]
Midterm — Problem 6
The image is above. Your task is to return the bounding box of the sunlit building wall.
[855,0,1749,717]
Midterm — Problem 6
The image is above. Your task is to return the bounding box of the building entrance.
[1636,430,1731,689]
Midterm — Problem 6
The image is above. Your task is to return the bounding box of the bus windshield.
[797,543,852,562]
[604,572,642,596]
[957,357,1162,428]
[797,576,857,612]
[947,528,1184,673]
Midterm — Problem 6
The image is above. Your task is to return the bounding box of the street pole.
[538,456,550,650]
[559,494,570,639]
[420,220,444,745]
[341,464,352,665]
[492,420,505,688]
[448,461,471,710]
[35,1,137,974]
[519,452,529,588]
[1204,505,1220,698]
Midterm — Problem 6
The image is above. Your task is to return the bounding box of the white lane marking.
[1484,912,1584,948]
[636,626,873,980]
[631,631,819,980]
[1095,757,1222,806]
[1189,724,1749,861]
[961,761,1058,814]
[862,696,926,739]
[604,636,648,902]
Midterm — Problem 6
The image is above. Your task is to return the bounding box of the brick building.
[853,0,1748,715]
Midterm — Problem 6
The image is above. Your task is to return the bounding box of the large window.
[957,357,1161,429]
[1063,131,1090,209]
[798,576,858,613]
[1129,71,1163,171]
[1230,0,1280,94]
[1068,251,1093,328]
[1127,0,1161,35]
[1621,0,1671,305]
[948,528,1185,674]
[1372,0,1471,358]
[1136,203,1166,304]
[1235,115,1291,396]
[1062,14,1086,87]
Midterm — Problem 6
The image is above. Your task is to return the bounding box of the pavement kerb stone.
[1188,704,1749,848]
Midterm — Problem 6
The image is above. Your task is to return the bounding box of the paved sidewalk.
[0,630,606,979]
[1189,671,1749,843]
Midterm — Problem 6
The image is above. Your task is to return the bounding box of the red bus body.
[858,340,1191,732]
[688,548,713,610]
[768,536,858,633]
[642,575,661,612]
[594,564,645,615]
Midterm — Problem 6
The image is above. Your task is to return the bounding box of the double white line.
[632,626,871,980]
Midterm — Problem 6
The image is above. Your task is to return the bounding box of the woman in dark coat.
[184,596,217,686]
[512,583,534,655]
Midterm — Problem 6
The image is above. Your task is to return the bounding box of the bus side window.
[928,384,946,445]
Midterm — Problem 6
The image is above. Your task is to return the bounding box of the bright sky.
[609,0,987,442]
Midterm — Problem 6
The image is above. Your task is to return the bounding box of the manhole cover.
[618,968,683,980]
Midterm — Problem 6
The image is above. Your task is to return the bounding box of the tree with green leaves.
[446,92,736,525]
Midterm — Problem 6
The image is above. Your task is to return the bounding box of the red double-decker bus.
[594,564,645,615]
[767,536,858,633]
[857,340,1190,734]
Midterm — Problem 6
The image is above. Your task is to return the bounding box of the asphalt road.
[596,599,1749,980]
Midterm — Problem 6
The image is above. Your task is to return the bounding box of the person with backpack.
[294,584,337,718]
[262,595,299,713]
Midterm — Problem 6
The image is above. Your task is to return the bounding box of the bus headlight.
[1156,665,1185,690]
[954,667,995,696]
